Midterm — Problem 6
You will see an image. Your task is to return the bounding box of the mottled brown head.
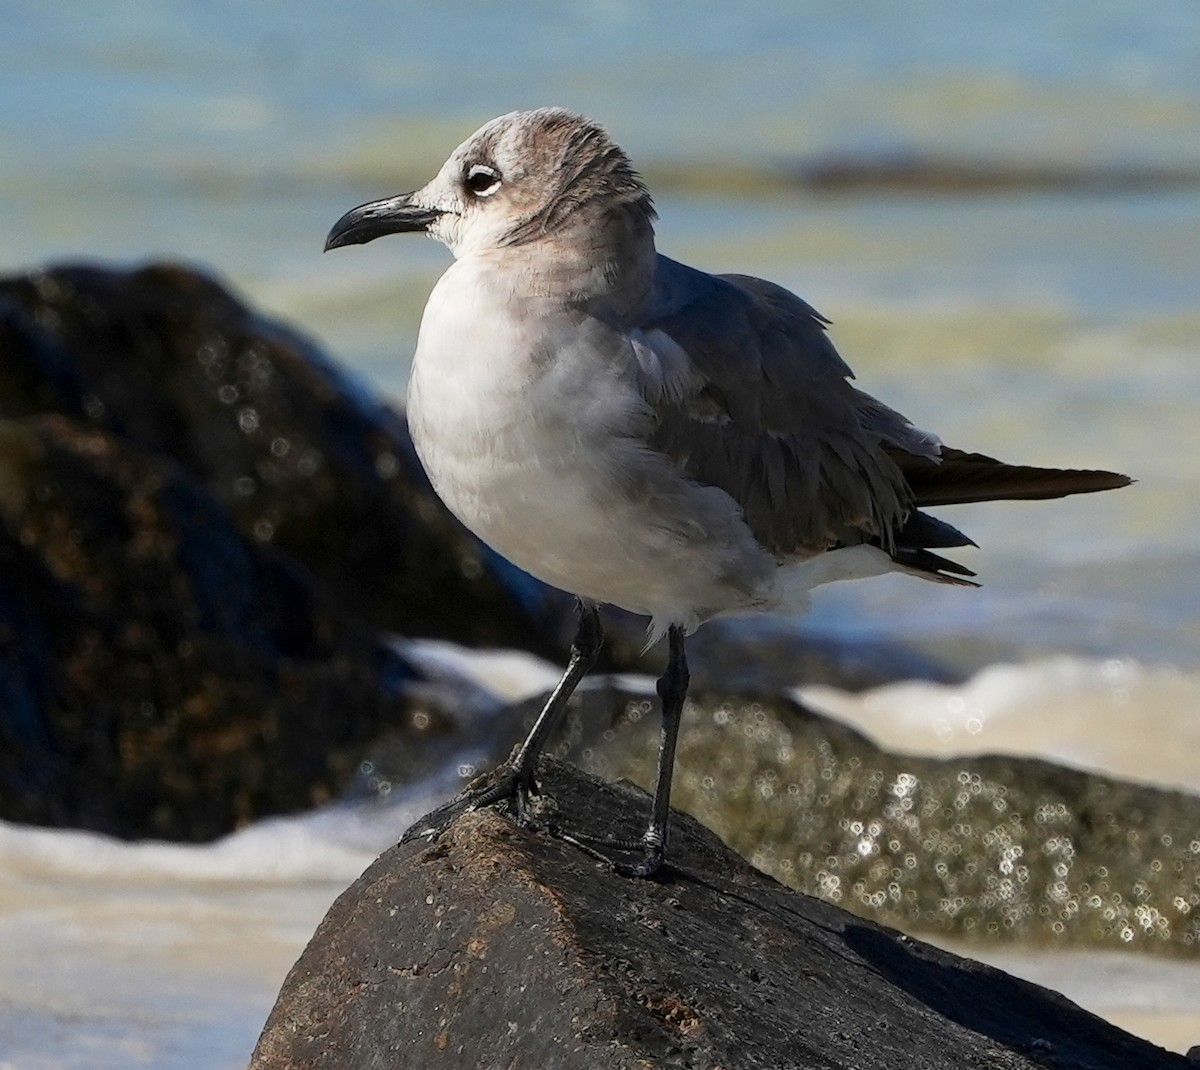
[326,108,656,258]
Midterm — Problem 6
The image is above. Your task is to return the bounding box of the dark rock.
[248,761,1186,1070]
[544,684,1200,954]
[0,262,570,653]
[0,415,457,839]
[0,260,584,838]
[363,681,1200,954]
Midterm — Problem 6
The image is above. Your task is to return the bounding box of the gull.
[325,107,1129,876]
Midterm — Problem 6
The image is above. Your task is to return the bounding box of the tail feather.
[890,547,979,586]
[894,509,977,550]
[885,508,980,584]
[890,446,1133,507]
[874,446,1130,584]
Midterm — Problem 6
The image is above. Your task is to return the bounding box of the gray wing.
[634,255,939,558]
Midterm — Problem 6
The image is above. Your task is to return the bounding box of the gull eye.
[465,164,501,197]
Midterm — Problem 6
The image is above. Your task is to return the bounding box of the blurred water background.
[1,2,1199,1067]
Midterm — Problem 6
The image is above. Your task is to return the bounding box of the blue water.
[5,2,1200,259]
[8,3,1200,160]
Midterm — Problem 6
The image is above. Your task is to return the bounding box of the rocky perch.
[249,761,1187,1070]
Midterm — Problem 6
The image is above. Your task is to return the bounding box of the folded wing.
[633,256,1130,582]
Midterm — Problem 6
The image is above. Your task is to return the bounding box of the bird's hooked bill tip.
[324,193,441,251]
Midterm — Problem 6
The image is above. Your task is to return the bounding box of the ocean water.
[2,2,1200,1066]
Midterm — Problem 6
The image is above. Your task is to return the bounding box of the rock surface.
[0,262,569,651]
[359,682,1200,955]
[575,687,1200,955]
[0,414,451,839]
[0,261,571,838]
[248,761,1187,1070]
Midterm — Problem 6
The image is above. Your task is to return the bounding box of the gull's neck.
[473,201,657,321]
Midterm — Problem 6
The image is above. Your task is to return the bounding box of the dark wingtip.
[1070,469,1135,492]
[891,546,980,583]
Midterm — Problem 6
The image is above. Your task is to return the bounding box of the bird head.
[325,107,654,260]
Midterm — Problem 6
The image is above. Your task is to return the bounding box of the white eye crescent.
[465,164,501,197]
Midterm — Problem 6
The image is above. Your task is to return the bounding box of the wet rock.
[0,415,457,839]
[0,260,591,839]
[248,761,1185,1070]
[539,685,1200,955]
[0,262,570,653]
[356,682,1200,955]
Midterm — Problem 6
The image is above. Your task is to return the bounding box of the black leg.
[631,624,689,877]
[470,599,603,822]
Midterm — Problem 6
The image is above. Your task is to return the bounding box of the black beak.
[324,193,442,251]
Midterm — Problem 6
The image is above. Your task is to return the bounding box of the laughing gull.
[326,107,1130,876]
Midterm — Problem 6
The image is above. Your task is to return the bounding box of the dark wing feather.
[640,257,927,556]
[634,255,1131,574]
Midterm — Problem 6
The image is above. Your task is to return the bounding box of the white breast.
[405,257,775,629]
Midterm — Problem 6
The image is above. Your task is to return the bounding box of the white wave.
[399,637,563,705]
[7,650,1195,888]
[797,656,1200,793]
[0,640,583,887]
[0,768,469,885]
[0,813,377,885]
